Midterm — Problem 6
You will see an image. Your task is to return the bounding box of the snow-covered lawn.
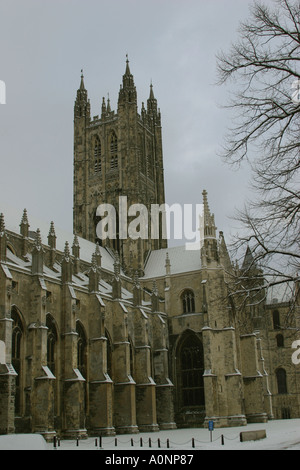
[1,419,300,450]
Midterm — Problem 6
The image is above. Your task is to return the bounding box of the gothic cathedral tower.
[73,58,167,275]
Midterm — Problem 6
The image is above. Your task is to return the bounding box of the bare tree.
[216,0,300,306]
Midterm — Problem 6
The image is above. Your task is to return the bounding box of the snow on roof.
[0,203,118,274]
[143,244,201,279]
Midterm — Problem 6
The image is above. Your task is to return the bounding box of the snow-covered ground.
[0,419,299,451]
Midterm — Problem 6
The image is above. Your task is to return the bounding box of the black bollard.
[192,438,195,448]
[221,434,224,446]
[158,438,161,448]
[167,438,170,448]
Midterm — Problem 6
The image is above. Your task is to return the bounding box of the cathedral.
[0,59,299,441]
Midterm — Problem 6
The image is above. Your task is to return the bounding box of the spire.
[242,245,257,272]
[48,221,56,249]
[20,208,29,236]
[149,81,155,100]
[89,251,100,293]
[0,213,7,262]
[101,97,107,117]
[147,82,156,108]
[132,271,142,306]
[94,242,102,268]
[72,234,81,274]
[80,69,85,91]
[118,55,137,106]
[20,209,30,255]
[72,233,80,259]
[147,81,159,123]
[31,228,44,275]
[125,54,131,75]
[202,190,217,239]
[61,241,72,283]
[64,241,71,260]
[74,69,90,119]
[201,191,219,265]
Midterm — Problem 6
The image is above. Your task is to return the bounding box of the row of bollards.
[114,437,170,448]
[54,434,226,449]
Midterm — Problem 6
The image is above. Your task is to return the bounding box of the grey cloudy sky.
[0,0,275,247]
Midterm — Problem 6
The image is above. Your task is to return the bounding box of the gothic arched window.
[94,136,101,173]
[46,314,57,375]
[181,290,195,314]
[272,310,281,330]
[76,321,87,379]
[177,333,205,407]
[110,132,118,169]
[105,330,112,379]
[128,337,135,380]
[276,368,287,394]
[276,334,284,348]
[11,307,24,415]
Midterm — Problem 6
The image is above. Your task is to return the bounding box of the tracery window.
[94,136,101,173]
[46,314,57,375]
[110,132,118,169]
[76,321,87,379]
[178,333,205,407]
[181,289,195,314]
[11,307,24,415]
[105,330,112,379]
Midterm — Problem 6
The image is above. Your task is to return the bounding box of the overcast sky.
[0,0,275,248]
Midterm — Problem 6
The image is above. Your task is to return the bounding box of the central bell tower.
[73,58,167,275]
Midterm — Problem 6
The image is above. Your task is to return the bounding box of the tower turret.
[201,190,219,265]
[74,71,90,120]
[118,56,137,107]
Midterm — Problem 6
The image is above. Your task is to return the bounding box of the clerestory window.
[181,289,195,314]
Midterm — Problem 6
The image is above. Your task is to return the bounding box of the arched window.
[276,334,284,348]
[46,314,57,375]
[76,321,87,379]
[11,307,24,415]
[139,135,146,175]
[105,330,112,379]
[272,310,280,330]
[177,333,205,408]
[110,132,118,169]
[94,136,101,173]
[276,368,287,394]
[128,337,134,380]
[181,290,195,314]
